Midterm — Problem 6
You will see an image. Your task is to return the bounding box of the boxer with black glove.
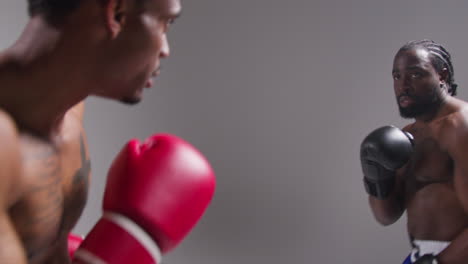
[360,125,413,200]
[364,40,468,264]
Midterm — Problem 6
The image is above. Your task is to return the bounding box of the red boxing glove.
[74,134,216,264]
[68,233,84,258]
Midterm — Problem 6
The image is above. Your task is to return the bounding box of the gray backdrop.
[2,0,468,263]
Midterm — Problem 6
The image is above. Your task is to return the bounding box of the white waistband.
[410,239,450,262]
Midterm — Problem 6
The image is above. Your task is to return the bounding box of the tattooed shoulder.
[73,134,91,186]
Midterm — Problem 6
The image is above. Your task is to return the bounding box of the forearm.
[360,126,412,225]
[437,228,468,264]
[368,191,404,226]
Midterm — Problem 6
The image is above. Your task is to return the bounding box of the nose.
[402,75,412,92]
[395,75,410,94]
[160,33,170,58]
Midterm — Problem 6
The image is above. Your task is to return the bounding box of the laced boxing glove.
[74,134,216,264]
[360,126,413,199]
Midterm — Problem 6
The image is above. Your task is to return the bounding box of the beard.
[119,85,144,105]
[120,96,142,105]
[397,87,444,119]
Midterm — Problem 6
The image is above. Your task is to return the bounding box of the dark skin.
[369,47,468,263]
[10,106,91,264]
[0,0,181,263]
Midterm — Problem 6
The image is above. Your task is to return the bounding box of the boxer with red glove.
[73,134,216,264]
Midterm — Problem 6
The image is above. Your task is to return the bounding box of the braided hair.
[398,39,458,96]
[27,0,82,22]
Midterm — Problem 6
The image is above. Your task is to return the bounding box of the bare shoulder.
[63,101,86,140]
[68,101,86,122]
[436,105,468,155]
[441,106,468,132]
[457,105,468,123]
[0,110,22,207]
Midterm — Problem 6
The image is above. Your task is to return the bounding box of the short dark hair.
[27,0,83,22]
[398,39,458,96]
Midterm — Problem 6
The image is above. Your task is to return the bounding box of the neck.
[413,94,455,124]
[0,16,96,138]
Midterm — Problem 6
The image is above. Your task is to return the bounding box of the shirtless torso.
[3,104,90,264]
[400,106,468,242]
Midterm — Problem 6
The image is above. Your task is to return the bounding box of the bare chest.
[403,126,453,192]
[402,122,468,239]
[9,132,90,260]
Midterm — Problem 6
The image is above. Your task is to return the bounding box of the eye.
[163,18,176,33]
[410,72,421,79]
[392,74,400,81]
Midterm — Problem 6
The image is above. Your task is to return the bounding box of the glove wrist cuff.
[74,213,162,264]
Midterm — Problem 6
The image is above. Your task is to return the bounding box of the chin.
[120,96,142,105]
[118,83,147,105]
[398,105,418,118]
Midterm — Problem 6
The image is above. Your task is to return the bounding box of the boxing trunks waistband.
[402,239,450,264]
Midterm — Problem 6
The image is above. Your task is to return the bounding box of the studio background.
[1,0,468,263]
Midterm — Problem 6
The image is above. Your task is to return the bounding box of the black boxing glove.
[414,254,439,264]
[360,126,413,199]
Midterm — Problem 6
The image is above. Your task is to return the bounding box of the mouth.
[398,95,414,107]
[145,79,154,88]
[152,69,161,77]
[145,68,161,88]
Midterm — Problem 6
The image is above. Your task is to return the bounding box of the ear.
[102,0,127,39]
[439,67,449,85]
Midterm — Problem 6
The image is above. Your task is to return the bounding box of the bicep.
[394,166,407,209]
[0,112,28,262]
[0,121,27,262]
[0,112,22,207]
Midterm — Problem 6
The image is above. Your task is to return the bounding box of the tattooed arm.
[0,111,28,263]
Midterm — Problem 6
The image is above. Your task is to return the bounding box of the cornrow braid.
[28,0,82,19]
[27,0,146,25]
[398,39,458,96]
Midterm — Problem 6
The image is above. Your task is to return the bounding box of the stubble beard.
[398,86,444,119]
